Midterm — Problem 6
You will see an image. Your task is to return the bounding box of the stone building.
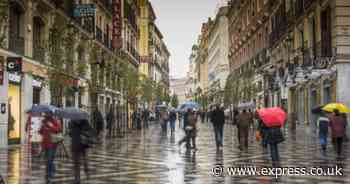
[207,6,230,105]
[0,0,142,147]
[227,0,350,130]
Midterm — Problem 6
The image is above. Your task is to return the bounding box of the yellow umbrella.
[322,103,350,113]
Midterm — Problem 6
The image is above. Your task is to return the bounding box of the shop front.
[8,73,21,145]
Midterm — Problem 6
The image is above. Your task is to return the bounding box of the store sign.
[73,4,95,17]
[0,56,4,85]
[112,0,122,49]
[6,57,22,72]
[8,73,21,83]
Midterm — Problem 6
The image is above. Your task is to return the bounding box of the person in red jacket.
[329,109,347,157]
[39,112,61,184]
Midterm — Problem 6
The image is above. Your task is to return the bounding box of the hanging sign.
[112,0,122,49]
[73,4,95,17]
[6,57,22,73]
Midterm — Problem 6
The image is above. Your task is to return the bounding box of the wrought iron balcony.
[9,34,24,55]
[33,44,46,63]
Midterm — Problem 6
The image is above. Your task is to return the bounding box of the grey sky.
[149,0,220,78]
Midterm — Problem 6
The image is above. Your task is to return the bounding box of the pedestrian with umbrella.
[237,109,253,151]
[56,107,94,184]
[257,107,286,165]
[312,105,330,156]
[70,119,94,184]
[329,109,347,157]
[39,112,62,184]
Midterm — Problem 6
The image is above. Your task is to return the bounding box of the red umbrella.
[257,107,286,127]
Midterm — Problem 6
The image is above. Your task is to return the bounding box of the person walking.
[265,125,284,165]
[169,109,177,134]
[70,120,93,184]
[211,105,225,150]
[317,112,330,156]
[106,108,115,137]
[142,109,150,128]
[178,108,198,150]
[329,109,347,157]
[92,107,104,139]
[237,109,253,151]
[39,113,62,184]
[160,109,169,133]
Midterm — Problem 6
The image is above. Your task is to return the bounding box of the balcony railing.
[126,41,140,62]
[33,44,46,63]
[95,26,103,43]
[9,34,24,55]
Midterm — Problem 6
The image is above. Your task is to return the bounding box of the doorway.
[8,84,21,144]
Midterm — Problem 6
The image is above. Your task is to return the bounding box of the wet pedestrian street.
[1,122,350,184]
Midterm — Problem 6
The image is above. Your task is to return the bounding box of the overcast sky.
[149,0,221,79]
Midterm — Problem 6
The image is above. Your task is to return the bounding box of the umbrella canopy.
[26,104,59,115]
[55,107,89,120]
[322,103,350,113]
[180,101,200,110]
[311,105,325,114]
[257,107,286,127]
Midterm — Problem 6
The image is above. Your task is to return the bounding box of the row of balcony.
[126,41,140,62]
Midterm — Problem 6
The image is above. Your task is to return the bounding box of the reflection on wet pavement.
[0,122,350,184]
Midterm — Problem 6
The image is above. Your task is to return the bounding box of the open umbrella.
[257,107,286,127]
[322,103,350,113]
[55,107,89,120]
[311,105,325,114]
[26,104,59,115]
[180,101,200,111]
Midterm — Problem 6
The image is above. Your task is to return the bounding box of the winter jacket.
[317,116,329,138]
[211,108,225,127]
[265,126,284,144]
[39,117,61,149]
[329,115,347,138]
[169,111,177,121]
[237,112,253,129]
[70,120,94,152]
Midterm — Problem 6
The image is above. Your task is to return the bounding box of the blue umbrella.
[180,101,200,110]
[55,107,89,121]
[27,104,59,115]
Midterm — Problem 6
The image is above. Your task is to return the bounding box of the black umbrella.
[27,104,59,115]
[311,105,325,114]
[55,107,89,120]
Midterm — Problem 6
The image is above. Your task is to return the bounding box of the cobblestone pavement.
[1,121,350,184]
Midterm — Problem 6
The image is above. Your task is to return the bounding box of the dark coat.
[70,120,93,152]
[106,111,114,129]
[317,116,329,138]
[169,111,177,121]
[265,127,284,144]
[211,108,225,127]
[93,110,104,131]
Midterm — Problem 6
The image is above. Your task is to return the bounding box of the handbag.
[50,132,64,144]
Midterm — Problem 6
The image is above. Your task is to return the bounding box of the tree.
[171,94,179,108]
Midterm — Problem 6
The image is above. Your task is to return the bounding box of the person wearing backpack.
[39,112,62,184]
[70,119,93,184]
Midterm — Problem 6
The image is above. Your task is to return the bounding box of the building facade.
[170,77,189,106]
[0,0,143,147]
[227,0,350,131]
[207,6,230,105]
